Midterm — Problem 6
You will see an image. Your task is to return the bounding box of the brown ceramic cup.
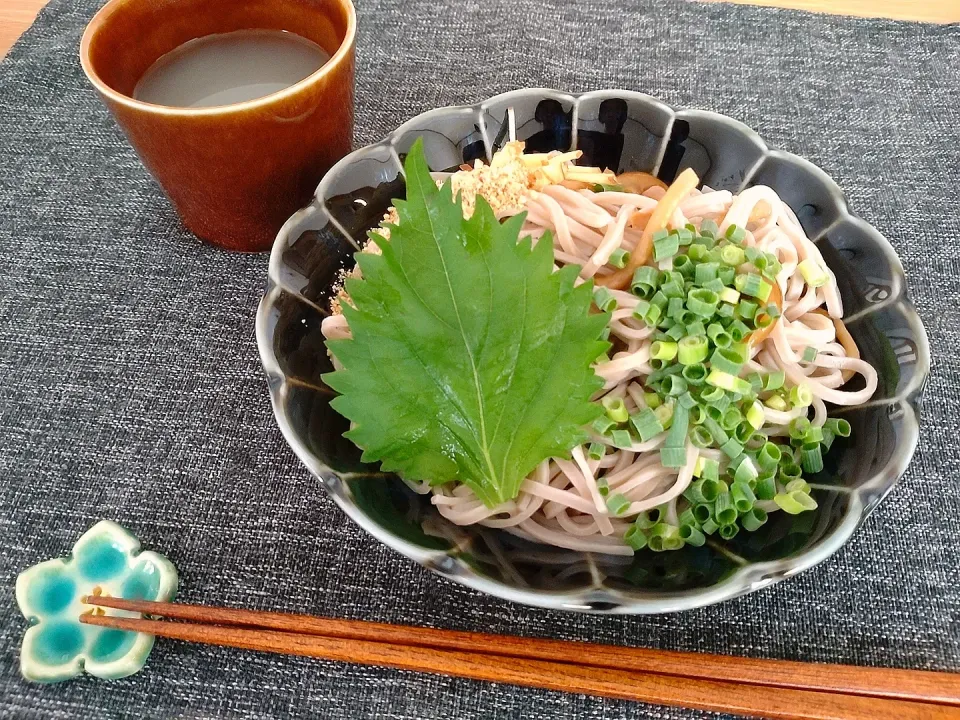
[80,0,356,251]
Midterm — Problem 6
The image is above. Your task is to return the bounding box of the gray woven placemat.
[1,0,958,717]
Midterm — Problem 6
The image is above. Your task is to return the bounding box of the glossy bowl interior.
[256,89,929,613]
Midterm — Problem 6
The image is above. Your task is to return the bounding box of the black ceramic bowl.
[256,89,929,613]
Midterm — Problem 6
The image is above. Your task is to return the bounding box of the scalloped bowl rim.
[255,88,930,613]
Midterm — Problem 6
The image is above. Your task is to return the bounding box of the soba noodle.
[321,145,878,556]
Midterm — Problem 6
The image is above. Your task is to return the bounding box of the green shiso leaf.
[324,139,609,507]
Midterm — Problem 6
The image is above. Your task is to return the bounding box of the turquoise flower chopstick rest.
[15,520,178,683]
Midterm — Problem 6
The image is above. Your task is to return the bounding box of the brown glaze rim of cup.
[78,0,356,117]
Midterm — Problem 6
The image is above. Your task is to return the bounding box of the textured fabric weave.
[1,1,958,718]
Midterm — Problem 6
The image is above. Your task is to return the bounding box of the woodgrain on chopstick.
[80,597,960,719]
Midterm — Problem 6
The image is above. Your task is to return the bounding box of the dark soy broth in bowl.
[134,29,331,108]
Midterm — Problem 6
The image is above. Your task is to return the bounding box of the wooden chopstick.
[79,598,960,720]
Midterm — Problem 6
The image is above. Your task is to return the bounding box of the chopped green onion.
[714,492,737,525]
[786,478,810,494]
[746,372,764,392]
[593,287,617,312]
[745,400,765,429]
[685,320,707,337]
[660,447,687,467]
[597,478,609,497]
[681,362,708,386]
[716,303,735,319]
[631,266,660,296]
[687,244,707,262]
[718,523,739,540]
[653,233,680,261]
[765,394,788,412]
[735,273,773,302]
[801,346,818,363]
[650,290,668,309]
[679,524,706,546]
[643,391,662,409]
[667,296,685,319]
[631,300,651,321]
[706,369,751,395]
[676,228,694,246]
[690,425,713,448]
[700,385,725,404]
[800,442,824,473]
[824,417,851,437]
[635,507,662,529]
[721,406,743,431]
[691,457,708,480]
[606,492,631,516]
[789,417,811,439]
[732,480,756,511]
[700,477,726,503]
[755,474,777,500]
[673,254,694,276]
[630,408,664,442]
[720,244,745,266]
[678,391,697,409]
[727,319,751,343]
[677,335,709,365]
[609,248,631,269]
[700,219,719,237]
[687,288,720,318]
[774,491,818,514]
[694,262,719,285]
[710,347,745,376]
[733,457,758,485]
[648,523,683,552]
[662,404,690,454]
[780,460,803,480]
[611,429,632,448]
[741,507,768,531]
[725,224,746,244]
[714,330,733,348]
[588,442,606,460]
[665,323,686,341]
[624,524,648,550]
[764,371,785,391]
[737,299,758,321]
[718,266,736,285]
[757,442,782,469]
[650,340,678,361]
[700,458,720,481]
[718,287,740,305]
[602,396,629,423]
[703,416,729,445]
[701,518,720,535]
[789,384,813,408]
[713,393,732,412]
[798,258,829,288]
[805,425,824,444]
[693,503,713,524]
[754,311,775,329]
[661,280,684,299]
[592,416,616,435]
[642,303,663,327]
[734,421,755,444]
[662,374,688,397]
[821,430,836,451]
[703,278,725,293]
[690,405,706,424]
[720,437,744,458]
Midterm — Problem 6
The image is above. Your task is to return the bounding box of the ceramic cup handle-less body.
[80,0,355,252]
